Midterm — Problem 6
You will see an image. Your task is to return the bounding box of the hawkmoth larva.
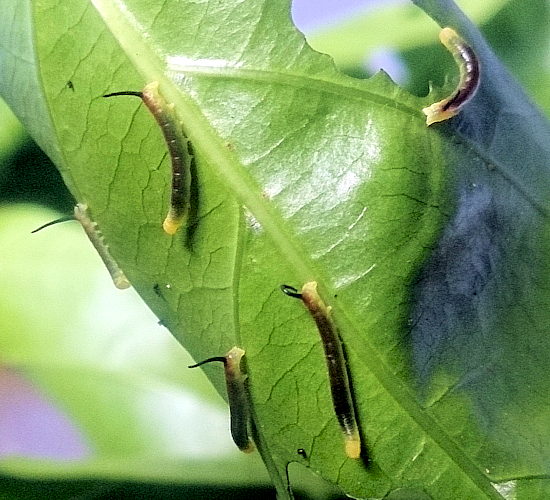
[189,347,254,453]
[281,282,361,459]
[104,82,192,235]
[73,204,130,289]
[423,27,480,126]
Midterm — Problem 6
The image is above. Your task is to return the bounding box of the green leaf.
[0,205,270,487]
[0,207,336,499]
[2,0,550,498]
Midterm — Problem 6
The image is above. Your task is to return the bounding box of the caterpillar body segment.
[281,282,361,459]
[104,82,192,235]
[189,347,254,453]
[423,27,480,125]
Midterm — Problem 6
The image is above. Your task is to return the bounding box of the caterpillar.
[189,347,254,453]
[104,82,192,235]
[73,204,130,289]
[32,204,130,290]
[281,282,361,459]
[423,27,480,126]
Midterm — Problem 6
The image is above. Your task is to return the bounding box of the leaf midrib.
[89,3,506,497]
[337,307,505,500]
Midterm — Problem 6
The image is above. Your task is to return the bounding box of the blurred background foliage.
[0,0,548,498]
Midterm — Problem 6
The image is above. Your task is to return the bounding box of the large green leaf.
[0,205,271,488]
[1,0,550,498]
[0,207,335,499]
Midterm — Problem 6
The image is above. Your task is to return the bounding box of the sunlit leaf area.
[1,0,550,498]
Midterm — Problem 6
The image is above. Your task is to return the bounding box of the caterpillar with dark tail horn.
[189,347,254,453]
[281,282,361,459]
[104,82,192,235]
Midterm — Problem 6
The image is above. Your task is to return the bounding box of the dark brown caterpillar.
[104,82,192,235]
[189,347,254,453]
[423,27,480,125]
[281,282,360,459]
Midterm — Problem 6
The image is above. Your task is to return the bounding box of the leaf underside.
[1,0,550,498]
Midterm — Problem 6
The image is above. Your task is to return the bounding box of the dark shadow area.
[0,138,74,212]
[0,474,352,500]
[184,142,201,252]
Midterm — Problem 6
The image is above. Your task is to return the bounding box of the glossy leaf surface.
[1,0,550,498]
